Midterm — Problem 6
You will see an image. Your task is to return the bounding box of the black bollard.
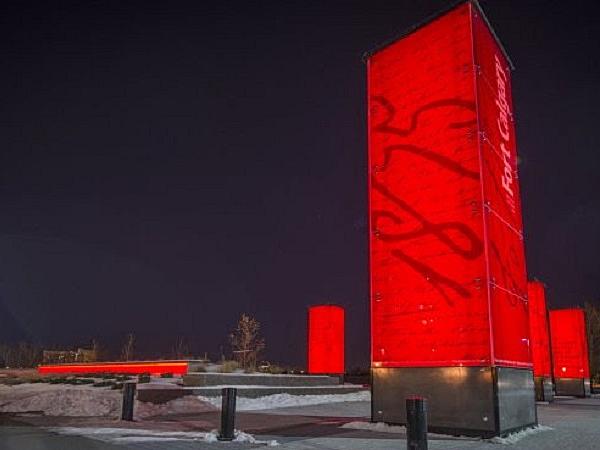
[121,382,137,421]
[406,396,428,450]
[218,387,237,441]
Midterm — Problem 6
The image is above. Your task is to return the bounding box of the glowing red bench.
[38,360,189,375]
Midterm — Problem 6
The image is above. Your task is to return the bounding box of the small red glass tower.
[307,305,345,375]
[527,281,554,401]
[549,308,591,397]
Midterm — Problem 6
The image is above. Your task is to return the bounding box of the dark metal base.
[372,366,537,437]
[534,377,554,402]
[555,378,591,397]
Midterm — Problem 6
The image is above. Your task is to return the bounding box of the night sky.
[1,0,599,368]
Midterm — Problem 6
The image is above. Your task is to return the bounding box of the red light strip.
[38,361,189,375]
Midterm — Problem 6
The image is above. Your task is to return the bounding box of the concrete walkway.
[1,397,600,449]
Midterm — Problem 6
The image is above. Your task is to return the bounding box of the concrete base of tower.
[534,376,554,402]
[371,366,537,438]
[555,377,591,397]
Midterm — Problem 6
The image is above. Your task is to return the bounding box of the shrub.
[267,365,285,374]
[138,373,151,383]
[48,377,68,384]
[160,372,173,378]
[219,360,239,373]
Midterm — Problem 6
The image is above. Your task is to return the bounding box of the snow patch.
[50,427,278,446]
[341,421,406,433]
[52,427,209,439]
[0,383,216,419]
[112,436,195,443]
[488,425,553,445]
[341,422,554,445]
[199,390,371,411]
[135,395,216,418]
[234,430,279,446]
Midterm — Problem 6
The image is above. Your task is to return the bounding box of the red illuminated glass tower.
[527,281,554,401]
[367,0,535,436]
[549,308,591,397]
[307,305,345,374]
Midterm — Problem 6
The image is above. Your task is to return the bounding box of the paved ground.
[1,422,123,450]
[2,397,600,449]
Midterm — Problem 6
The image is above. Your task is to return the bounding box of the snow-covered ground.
[199,391,371,411]
[51,427,279,446]
[0,382,210,418]
[3,382,598,449]
[0,381,370,417]
[0,383,121,416]
[135,395,216,418]
[341,421,554,445]
[341,421,405,433]
[489,425,554,445]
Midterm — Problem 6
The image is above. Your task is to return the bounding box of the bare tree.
[172,336,190,360]
[229,314,265,372]
[0,342,41,368]
[120,333,135,361]
[90,339,102,362]
[0,343,12,367]
[585,302,600,382]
